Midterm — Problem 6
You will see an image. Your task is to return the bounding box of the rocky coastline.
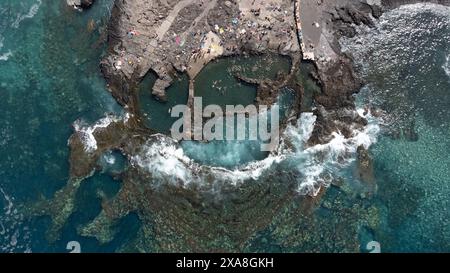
[30,0,450,252]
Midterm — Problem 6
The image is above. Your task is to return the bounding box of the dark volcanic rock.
[80,0,95,9]
[356,145,377,196]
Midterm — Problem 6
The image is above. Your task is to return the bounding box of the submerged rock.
[356,145,377,196]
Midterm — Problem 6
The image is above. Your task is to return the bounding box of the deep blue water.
[0,1,449,252]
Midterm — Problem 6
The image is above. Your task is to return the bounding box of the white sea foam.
[444,54,450,78]
[104,153,116,165]
[66,0,84,11]
[131,136,194,183]
[0,188,14,216]
[133,2,440,195]
[0,50,13,62]
[0,187,31,253]
[132,105,294,186]
[73,113,131,153]
[340,3,450,80]
[12,0,42,29]
[131,135,286,186]
[132,109,380,195]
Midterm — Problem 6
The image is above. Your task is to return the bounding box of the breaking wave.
[103,152,116,165]
[131,110,381,195]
